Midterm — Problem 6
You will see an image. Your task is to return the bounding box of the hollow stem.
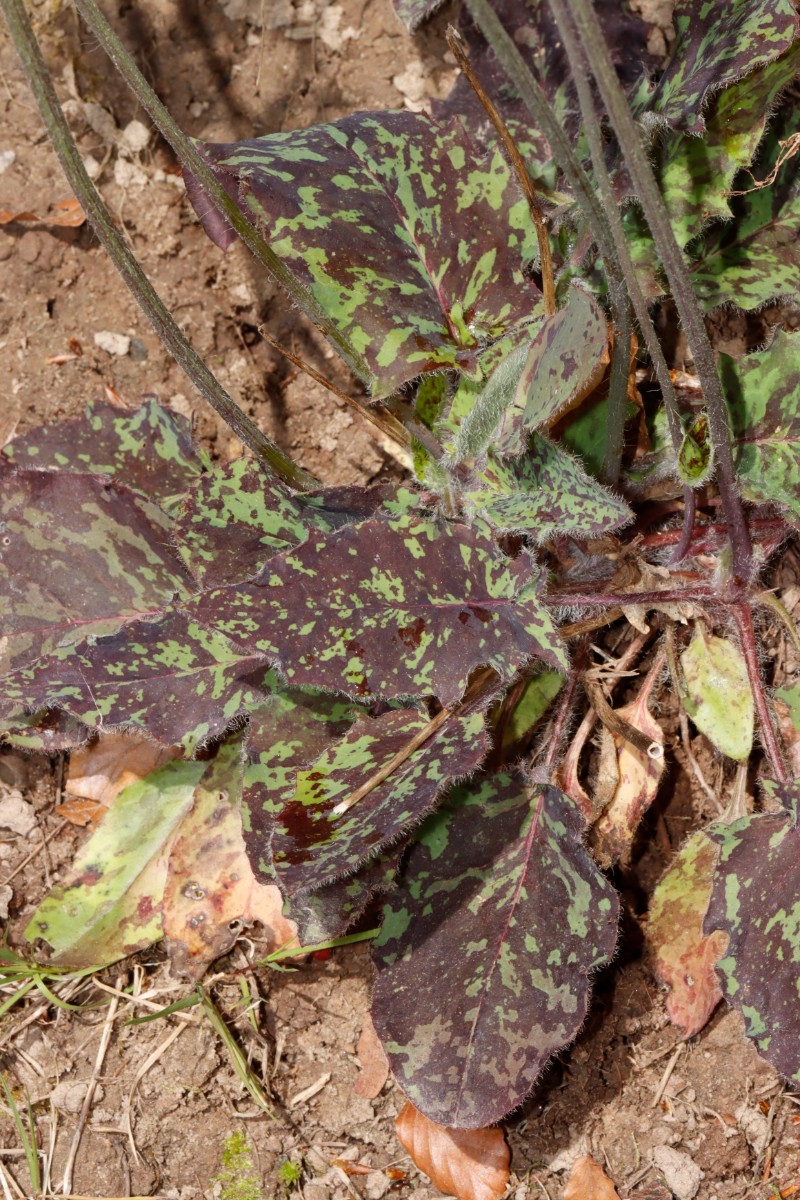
[561,0,753,583]
[71,0,372,388]
[0,0,318,490]
[446,26,556,317]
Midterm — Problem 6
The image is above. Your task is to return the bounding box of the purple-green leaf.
[184,112,542,396]
[371,775,619,1127]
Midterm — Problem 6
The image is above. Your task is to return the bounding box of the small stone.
[0,884,13,921]
[365,1170,391,1200]
[82,154,102,180]
[94,330,131,357]
[0,790,37,835]
[51,1080,104,1113]
[0,150,15,175]
[652,1146,703,1200]
[120,119,150,154]
[18,231,41,264]
[0,239,12,263]
[129,337,149,361]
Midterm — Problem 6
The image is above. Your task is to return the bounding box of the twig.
[0,819,68,887]
[652,1042,685,1107]
[332,706,452,816]
[60,976,122,1194]
[446,26,556,317]
[678,708,723,814]
[0,0,318,491]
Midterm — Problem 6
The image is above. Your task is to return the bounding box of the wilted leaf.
[679,625,754,760]
[162,739,297,978]
[354,1012,390,1099]
[641,0,797,133]
[372,775,619,1126]
[467,438,632,541]
[647,831,725,1039]
[271,708,490,894]
[0,198,85,226]
[592,656,665,867]
[395,1101,509,1200]
[192,515,567,705]
[563,1155,620,1200]
[2,399,203,512]
[185,112,541,395]
[66,732,178,807]
[26,759,205,966]
[705,779,800,1083]
[720,330,800,520]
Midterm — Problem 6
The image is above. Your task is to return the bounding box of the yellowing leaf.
[66,732,179,807]
[395,1101,509,1200]
[563,1155,620,1200]
[680,625,754,760]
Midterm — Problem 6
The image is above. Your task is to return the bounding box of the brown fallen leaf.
[355,1012,390,1099]
[66,732,179,808]
[58,796,107,830]
[395,1100,509,1200]
[0,197,85,227]
[162,758,297,978]
[563,1154,620,1200]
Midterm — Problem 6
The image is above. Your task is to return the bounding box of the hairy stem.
[562,0,752,583]
[731,604,788,785]
[446,27,556,317]
[71,0,372,388]
[0,0,317,489]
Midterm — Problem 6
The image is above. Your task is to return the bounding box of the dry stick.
[561,0,753,584]
[0,0,318,491]
[60,977,122,1195]
[446,26,556,318]
[731,603,789,785]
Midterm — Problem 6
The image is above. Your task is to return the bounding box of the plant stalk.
[0,0,318,490]
[71,0,373,389]
[561,0,753,583]
[731,604,788,785]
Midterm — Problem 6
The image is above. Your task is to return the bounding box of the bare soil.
[1,3,800,1199]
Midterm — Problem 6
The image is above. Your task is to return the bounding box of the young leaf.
[563,1155,621,1200]
[677,412,713,487]
[395,1100,510,1200]
[679,625,754,761]
[192,515,568,704]
[0,398,203,512]
[185,112,541,395]
[0,470,192,675]
[647,831,725,1040]
[721,330,800,520]
[162,739,297,978]
[26,759,205,967]
[704,780,800,1083]
[641,0,798,132]
[467,438,632,541]
[371,775,619,1127]
[271,708,490,894]
[455,287,608,460]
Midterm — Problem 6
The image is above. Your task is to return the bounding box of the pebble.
[652,1145,703,1200]
[0,789,37,835]
[129,337,149,361]
[18,230,41,264]
[0,150,15,175]
[94,330,131,357]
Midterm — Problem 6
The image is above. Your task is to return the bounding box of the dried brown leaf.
[563,1154,621,1200]
[355,1012,390,1099]
[395,1100,509,1200]
[66,732,179,808]
[0,198,85,227]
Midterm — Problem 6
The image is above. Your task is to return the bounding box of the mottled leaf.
[0,399,204,511]
[643,0,797,132]
[679,626,754,760]
[705,780,800,1082]
[467,438,632,541]
[564,1155,621,1200]
[647,831,725,1040]
[0,471,191,676]
[3,610,271,754]
[372,775,619,1126]
[286,850,401,945]
[691,118,800,310]
[162,739,297,978]
[657,43,800,247]
[25,759,204,966]
[192,516,567,705]
[395,1101,510,1200]
[592,656,665,868]
[272,708,489,894]
[0,708,88,754]
[721,330,800,519]
[677,412,713,486]
[185,112,542,395]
